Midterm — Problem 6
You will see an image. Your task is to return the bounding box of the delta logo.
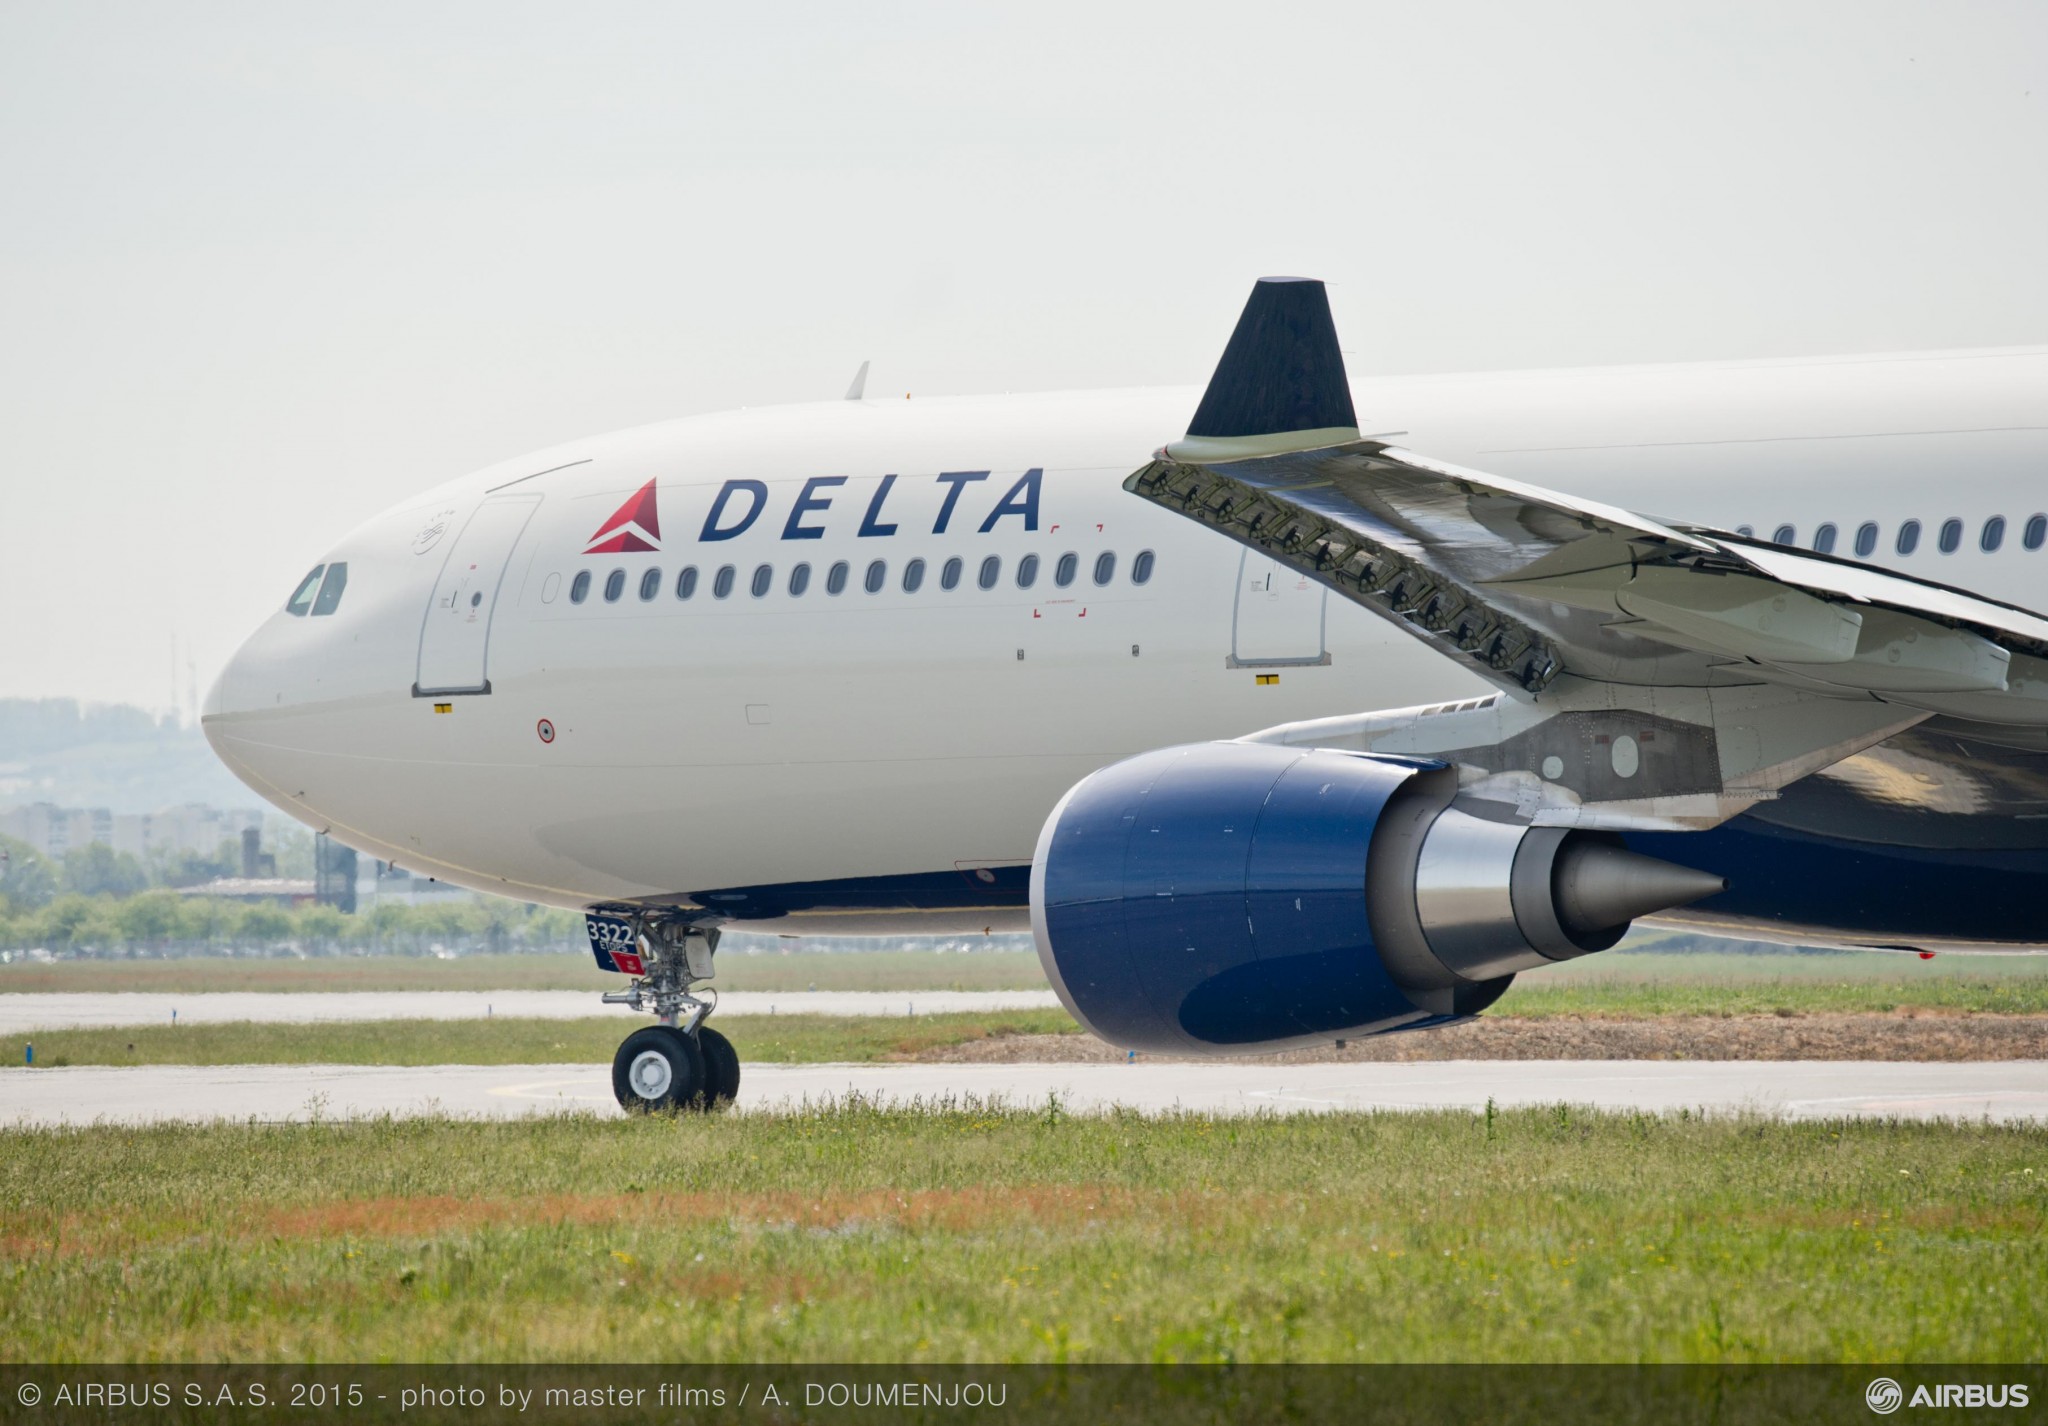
[585,479,661,554]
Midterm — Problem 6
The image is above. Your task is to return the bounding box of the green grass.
[1494,952,2048,1018]
[0,1107,2040,1362]
[3,1011,1080,1069]
[0,949,1050,994]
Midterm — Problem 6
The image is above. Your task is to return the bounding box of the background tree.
[152,839,240,889]
[235,904,295,947]
[179,894,236,951]
[296,904,347,952]
[113,891,190,956]
[0,834,57,911]
[60,844,148,898]
[35,895,118,953]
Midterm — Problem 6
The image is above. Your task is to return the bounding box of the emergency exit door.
[414,494,543,696]
[1228,550,1329,667]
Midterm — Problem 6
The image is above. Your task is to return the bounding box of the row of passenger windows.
[284,563,349,617]
[568,550,1156,606]
[1739,514,2048,558]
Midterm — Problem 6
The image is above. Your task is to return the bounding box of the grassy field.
[4,1011,1079,1068]
[0,949,1050,994]
[1492,952,2048,1018]
[0,1106,2039,1362]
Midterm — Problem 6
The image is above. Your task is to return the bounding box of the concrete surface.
[4,1058,2044,1125]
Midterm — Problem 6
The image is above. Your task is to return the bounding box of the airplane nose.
[202,658,231,721]
[201,640,259,789]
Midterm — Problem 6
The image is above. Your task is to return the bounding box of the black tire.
[696,1025,742,1107]
[612,1025,706,1114]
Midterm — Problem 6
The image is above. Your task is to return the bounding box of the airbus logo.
[1867,1377,2030,1412]
[585,479,662,554]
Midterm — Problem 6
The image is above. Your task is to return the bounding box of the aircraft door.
[414,494,543,696]
[1228,550,1329,667]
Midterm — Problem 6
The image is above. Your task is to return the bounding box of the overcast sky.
[3,1,2045,711]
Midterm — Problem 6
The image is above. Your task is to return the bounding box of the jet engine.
[1029,743,1726,1055]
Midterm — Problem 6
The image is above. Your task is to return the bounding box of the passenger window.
[2026,514,2047,551]
[864,559,887,594]
[1982,516,2006,553]
[903,557,926,593]
[639,568,661,601]
[978,555,1001,589]
[713,565,736,598]
[570,571,592,604]
[940,557,963,590]
[1853,522,1878,558]
[1938,518,1962,554]
[1093,551,1117,585]
[826,561,849,595]
[604,569,626,602]
[1897,520,1921,555]
[1055,552,1078,587]
[675,566,697,599]
[1734,526,1754,538]
[1771,524,1796,546]
[789,562,811,596]
[751,564,773,597]
[1811,524,1836,555]
[286,565,326,616]
[1016,553,1039,589]
[1132,550,1155,584]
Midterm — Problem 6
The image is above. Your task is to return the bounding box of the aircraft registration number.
[585,914,644,976]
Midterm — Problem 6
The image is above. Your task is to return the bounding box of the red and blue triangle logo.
[585,479,661,554]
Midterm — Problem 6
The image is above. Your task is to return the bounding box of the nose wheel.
[697,1025,742,1106]
[613,1026,706,1113]
[611,1024,741,1113]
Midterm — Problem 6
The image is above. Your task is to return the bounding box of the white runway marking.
[0,989,1060,1034]
[3,1059,2044,1126]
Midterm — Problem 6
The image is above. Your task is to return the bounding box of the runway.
[0,989,1061,1034]
[5,1058,2044,1126]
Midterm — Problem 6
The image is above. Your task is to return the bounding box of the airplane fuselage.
[204,346,2048,942]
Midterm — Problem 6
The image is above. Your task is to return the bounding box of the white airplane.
[205,278,2048,1111]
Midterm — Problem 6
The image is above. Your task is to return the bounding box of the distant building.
[357,859,474,908]
[315,833,356,913]
[0,801,263,862]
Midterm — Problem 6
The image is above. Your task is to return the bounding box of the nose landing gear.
[593,915,740,1114]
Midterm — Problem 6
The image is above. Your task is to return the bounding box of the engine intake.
[1030,743,1725,1055]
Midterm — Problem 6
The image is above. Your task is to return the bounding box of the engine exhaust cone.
[1554,842,1728,939]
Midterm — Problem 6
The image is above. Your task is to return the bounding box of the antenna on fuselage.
[844,360,870,401]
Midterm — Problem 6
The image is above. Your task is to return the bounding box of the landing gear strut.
[598,919,739,1113]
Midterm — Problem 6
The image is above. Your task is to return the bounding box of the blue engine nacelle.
[1030,742,1725,1056]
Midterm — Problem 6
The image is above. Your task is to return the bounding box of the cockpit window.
[286,565,326,616]
[310,562,349,616]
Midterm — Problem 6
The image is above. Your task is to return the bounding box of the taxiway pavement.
[5,1058,2043,1125]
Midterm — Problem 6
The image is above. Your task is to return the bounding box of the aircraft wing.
[1132,279,2048,831]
